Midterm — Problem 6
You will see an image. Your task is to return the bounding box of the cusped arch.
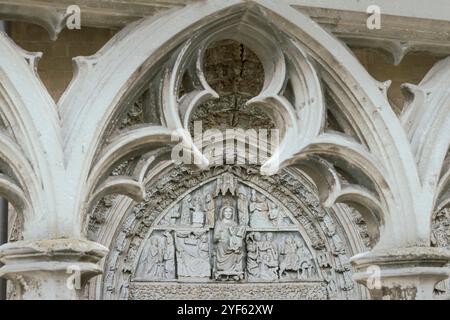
[59,0,422,249]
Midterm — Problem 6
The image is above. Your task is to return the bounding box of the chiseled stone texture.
[129,282,328,300]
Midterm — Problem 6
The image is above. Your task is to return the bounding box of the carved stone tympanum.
[101,165,368,300]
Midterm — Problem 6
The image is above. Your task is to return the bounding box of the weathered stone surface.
[0,239,108,300]
[129,282,328,300]
[351,247,450,300]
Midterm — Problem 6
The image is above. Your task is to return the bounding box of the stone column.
[0,239,108,300]
[351,247,450,300]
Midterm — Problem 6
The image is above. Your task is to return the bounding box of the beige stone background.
[9,22,443,114]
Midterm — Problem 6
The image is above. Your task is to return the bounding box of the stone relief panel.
[96,165,368,300]
[134,175,315,284]
[135,230,176,281]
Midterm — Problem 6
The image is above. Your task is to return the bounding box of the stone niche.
[97,165,369,300]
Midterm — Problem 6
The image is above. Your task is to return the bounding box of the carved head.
[266,232,273,241]
[150,236,159,247]
[220,206,234,220]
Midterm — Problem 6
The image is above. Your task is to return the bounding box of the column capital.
[351,247,450,300]
[0,239,108,300]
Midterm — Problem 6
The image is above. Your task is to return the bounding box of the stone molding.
[2,1,450,62]
[351,247,450,300]
[0,239,108,299]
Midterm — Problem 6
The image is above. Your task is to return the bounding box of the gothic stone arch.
[88,163,370,300]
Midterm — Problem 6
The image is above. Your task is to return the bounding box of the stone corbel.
[0,239,108,300]
[351,247,450,300]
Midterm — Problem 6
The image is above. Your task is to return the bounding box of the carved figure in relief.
[237,191,250,226]
[123,239,140,273]
[279,235,315,280]
[298,242,314,279]
[246,232,261,280]
[131,173,334,289]
[258,233,279,281]
[279,235,302,278]
[249,190,271,228]
[204,193,216,227]
[322,214,336,236]
[324,270,338,298]
[199,233,210,260]
[191,196,205,228]
[214,206,245,280]
[163,231,175,279]
[180,194,194,225]
[331,232,346,255]
[175,231,210,278]
[139,235,165,279]
[340,270,354,291]
[268,202,280,226]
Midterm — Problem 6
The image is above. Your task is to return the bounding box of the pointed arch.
[59,0,422,249]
